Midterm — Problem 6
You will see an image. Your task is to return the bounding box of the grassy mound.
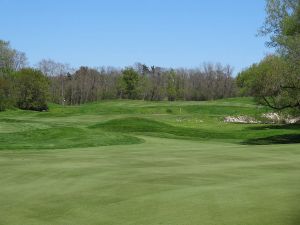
[93,117,237,141]
[93,116,300,144]
[92,117,173,132]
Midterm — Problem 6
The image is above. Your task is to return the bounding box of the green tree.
[0,40,27,70]
[0,40,14,69]
[237,55,298,110]
[14,68,50,111]
[0,40,22,111]
[166,70,177,101]
[0,71,14,111]
[122,68,140,99]
[245,0,300,111]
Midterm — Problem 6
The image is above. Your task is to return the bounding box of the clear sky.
[0,0,271,74]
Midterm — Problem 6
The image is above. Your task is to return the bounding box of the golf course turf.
[1,98,300,225]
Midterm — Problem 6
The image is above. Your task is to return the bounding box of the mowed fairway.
[1,98,300,225]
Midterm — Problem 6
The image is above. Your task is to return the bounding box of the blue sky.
[0,0,271,73]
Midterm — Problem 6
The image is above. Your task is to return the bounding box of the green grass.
[0,97,300,225]
[0,127,143,150]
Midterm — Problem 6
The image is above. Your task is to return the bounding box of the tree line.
[0,41,237,111]
[42,61,236,105]
[3,0,298,113]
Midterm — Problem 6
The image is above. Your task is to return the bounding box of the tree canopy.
[238,0,300,113]
[14,68,49,111]
[0,40,49,111]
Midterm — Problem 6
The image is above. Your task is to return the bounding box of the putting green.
[1,138,300,225]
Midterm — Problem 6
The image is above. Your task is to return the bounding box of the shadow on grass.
[246,124,300,131]
[292,211,300,225]
[243,134,300,145]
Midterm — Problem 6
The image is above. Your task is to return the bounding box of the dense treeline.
[0,41,237,111]
[42,61,236,105]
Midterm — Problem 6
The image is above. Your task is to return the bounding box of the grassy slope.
[0,97,300,225]
[1,97,299,149]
